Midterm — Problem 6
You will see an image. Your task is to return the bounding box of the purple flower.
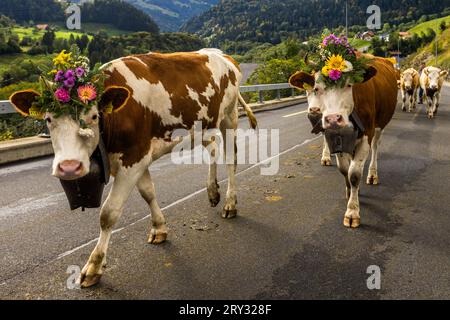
[329,70,342,81]
[75,67,85,78]
[55,70,64,82]
[64,77,75,88]
[55,87,71,103]
[65,69,74,79]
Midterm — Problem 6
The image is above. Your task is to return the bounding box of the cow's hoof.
[148,227,168,245]
[78,272,102,288]
[402,107,406,112]
[209,193,221,207]
[222,208,237,219]
[321,158,332,166]
[343,217,360,228]
[366,175,379,185]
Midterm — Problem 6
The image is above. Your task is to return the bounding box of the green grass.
[0,54,53,74]
[349,38,371,50]
[12,23,130,42]
[408,15,450,35]
[12,27,92,41]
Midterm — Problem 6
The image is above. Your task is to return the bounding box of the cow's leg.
[409,93,415,112]
[367,128,382,185]
[433,92,440,116]
[220,106,238,219]
[321,137,332,166]
[336,153,352,200]
[137,170,168,244]
[344,137,370,228]
[78,165,145,288]
[412,89,418,110]
[426,96,434,119]
[204,140,221,207]
[401,91,407,112]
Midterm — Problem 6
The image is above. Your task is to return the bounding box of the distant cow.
[420,66,448,118]
[289,56,398,228]
[10,49,257,287]
[399,68,420,112]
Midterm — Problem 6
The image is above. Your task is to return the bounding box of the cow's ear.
[440,70,448,78]
[363,66,377,83]
[9,90,41,116]
[98,86,131,113]
[289,71,315,91]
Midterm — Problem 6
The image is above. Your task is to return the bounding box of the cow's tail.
[238,92,258,129]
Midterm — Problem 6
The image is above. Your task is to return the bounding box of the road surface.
[0,86,449,299]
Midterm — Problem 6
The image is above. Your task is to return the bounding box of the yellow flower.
[48,69,58,75]
[325,54,346,72]
[53,50,73,69]
[322,65,331,77]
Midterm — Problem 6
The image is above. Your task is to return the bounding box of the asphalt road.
[0,86,449,300]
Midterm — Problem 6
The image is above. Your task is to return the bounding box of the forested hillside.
[182,0,450,46]
[124,0,218,31]
[0,0,159,33]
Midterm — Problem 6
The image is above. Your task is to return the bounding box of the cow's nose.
[324,114,346,129]
[309,106,321,114]
[58,160,83,179]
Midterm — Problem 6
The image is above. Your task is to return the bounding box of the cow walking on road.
[420,66,448,119]
[289,56,398,228]
[10,49,257,288]
[399,68,420,113]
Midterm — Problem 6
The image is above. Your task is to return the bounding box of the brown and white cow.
[399,68,420,112]
[10,49,257,287]
[289,56,398,228]
[420,66,448,118]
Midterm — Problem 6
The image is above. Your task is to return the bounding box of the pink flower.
[77,84,97,104]
[329,69,342,81]
[55,87,71,103]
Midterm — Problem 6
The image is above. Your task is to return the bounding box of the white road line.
[283,110,308,118]
[56,135,322,260]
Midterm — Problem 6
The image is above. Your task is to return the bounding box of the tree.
[41,29,55,53]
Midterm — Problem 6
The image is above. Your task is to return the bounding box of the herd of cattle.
[399,66,448,118]
[8,49,448,288]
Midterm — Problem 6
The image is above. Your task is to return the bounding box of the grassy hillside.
[408,15,450,35]
[12,23,130,41]
[12,27,93,41]
[402,27,450,70]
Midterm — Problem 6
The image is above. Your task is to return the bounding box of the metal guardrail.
[240,83,297,103]
[0,83,298,114]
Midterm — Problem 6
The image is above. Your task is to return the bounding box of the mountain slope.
[124,0,218,31]
[182,0,450,46]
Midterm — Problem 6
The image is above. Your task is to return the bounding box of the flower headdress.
[32,47,106,126]
[316,33,371,88]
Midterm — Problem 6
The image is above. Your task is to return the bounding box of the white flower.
[343,61,353,72]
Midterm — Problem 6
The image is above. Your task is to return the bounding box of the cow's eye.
[45,116,52,124]
[92,114,98,121]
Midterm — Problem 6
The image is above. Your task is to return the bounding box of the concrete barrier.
[0,136,53,165]
[0,96,307,165]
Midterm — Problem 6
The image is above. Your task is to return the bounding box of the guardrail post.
[259,90,264,104]
[276,89,281,101]
[291,88,296,97]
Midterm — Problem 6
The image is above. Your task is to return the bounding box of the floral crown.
[316,34,371,88]
[31,48,106,125]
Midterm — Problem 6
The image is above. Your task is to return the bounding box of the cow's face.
[10,87,130,180]
[424,67,447,90]
[401,71,415,91]
[289,67,377,130]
